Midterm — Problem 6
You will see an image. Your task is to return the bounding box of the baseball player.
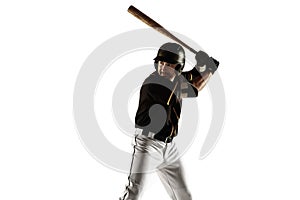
[119,42,219,200]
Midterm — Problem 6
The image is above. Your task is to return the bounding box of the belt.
[135,128,173,143]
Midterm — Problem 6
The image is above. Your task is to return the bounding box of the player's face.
[157,61,177,80]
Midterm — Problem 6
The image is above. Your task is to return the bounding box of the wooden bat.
[127,5,197,54]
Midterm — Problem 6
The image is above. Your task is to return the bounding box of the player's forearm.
[192,71,212,91]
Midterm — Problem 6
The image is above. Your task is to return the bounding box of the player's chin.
[159,71,169,76]
[161,75,170,80]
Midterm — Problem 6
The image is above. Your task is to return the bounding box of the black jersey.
[135,70,199,141]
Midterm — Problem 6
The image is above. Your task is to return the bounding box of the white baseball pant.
[119,131,192,200]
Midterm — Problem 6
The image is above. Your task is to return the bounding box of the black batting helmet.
[154,42,185,73]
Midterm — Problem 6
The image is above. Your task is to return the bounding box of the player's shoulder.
[143,72,158,84]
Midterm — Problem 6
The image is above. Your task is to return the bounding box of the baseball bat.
[127,5,197,54]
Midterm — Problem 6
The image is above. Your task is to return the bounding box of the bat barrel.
[128,5,197,54]
[128,6,164,29]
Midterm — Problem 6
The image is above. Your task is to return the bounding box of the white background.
[1,0,300,199]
